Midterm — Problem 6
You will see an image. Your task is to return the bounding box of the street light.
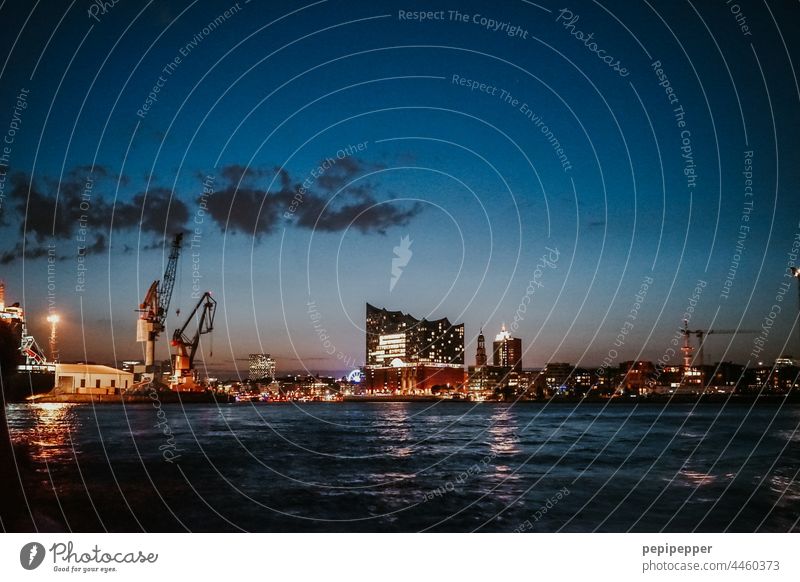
[46,313,60,362]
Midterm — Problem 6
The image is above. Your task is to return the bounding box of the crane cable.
[175,255,183,318]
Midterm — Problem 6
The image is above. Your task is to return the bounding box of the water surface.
[6,401,799,532]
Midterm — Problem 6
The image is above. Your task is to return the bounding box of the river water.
[5,401,799,532]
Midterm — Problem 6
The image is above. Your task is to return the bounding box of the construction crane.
[681,320,757,367]
[137,233,183,379]
[170,291,216,391]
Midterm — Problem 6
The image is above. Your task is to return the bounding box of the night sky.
[0,0,798,377]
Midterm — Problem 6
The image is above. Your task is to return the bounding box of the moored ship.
[0,281,55,401]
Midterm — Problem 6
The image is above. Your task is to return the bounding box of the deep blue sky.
[0,0,798,377]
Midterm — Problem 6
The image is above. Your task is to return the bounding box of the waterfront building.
[544,362,573,393]
[365,303,465,394]
[249,353,276,381]
[53,363,133,395]
[366,303,464,367]
[572,368,594,395]
[492,324,522,372]
[467,364,513,393]
[618,360,656,395]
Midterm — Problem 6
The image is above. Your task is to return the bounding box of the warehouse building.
[54,363,134,395]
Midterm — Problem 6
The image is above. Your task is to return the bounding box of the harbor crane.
[137,233,183,379]
[681,320,757,368]
[170,291,216,391]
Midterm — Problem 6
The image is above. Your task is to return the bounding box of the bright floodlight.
[47,314,60,324]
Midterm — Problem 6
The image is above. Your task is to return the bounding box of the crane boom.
[681,321,758,367]
[170,291,216,391]
[159,233,183,323]
[137,233,183,376]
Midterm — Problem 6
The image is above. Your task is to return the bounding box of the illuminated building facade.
[365,303,465,394]
[492,324,522,373]
[366,303,464,367]
[248,353,276,381]
[618,360,656,395]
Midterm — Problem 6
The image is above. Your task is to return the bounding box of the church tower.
[476,329,487,368]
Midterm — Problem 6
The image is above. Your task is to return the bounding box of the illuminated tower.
[476,329,487,368]
[493,324,522,373]
[681,320,694,369]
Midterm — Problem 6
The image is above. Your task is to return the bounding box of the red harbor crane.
[170,291,216,391]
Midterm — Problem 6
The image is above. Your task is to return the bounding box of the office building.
[493,324,522,372]
[249,353,276,381]
[365,303,465,394]
[366,303,464,367]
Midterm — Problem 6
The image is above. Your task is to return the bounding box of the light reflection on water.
[487,407,521,457]
[677,470,718,487]
[3,402,799,532]
[8,403,80,463]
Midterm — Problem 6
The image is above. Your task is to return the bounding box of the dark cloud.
[85,233,107,254]
[294,195,423,235]
[115,187,189,235]
[314,156,383,192]
[0,169,189,263]
[208,158,423,237]
[0,156,424,262]
[219,164,272,184]
[0,242,53,265]
[206,184,294,237]
[13,172,76,241]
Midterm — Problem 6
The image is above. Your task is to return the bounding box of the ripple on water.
[5,402,799,531]
[673,469,736,488]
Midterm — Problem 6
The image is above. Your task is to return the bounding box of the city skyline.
[2,0,800,542]
[0,1,798,378]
